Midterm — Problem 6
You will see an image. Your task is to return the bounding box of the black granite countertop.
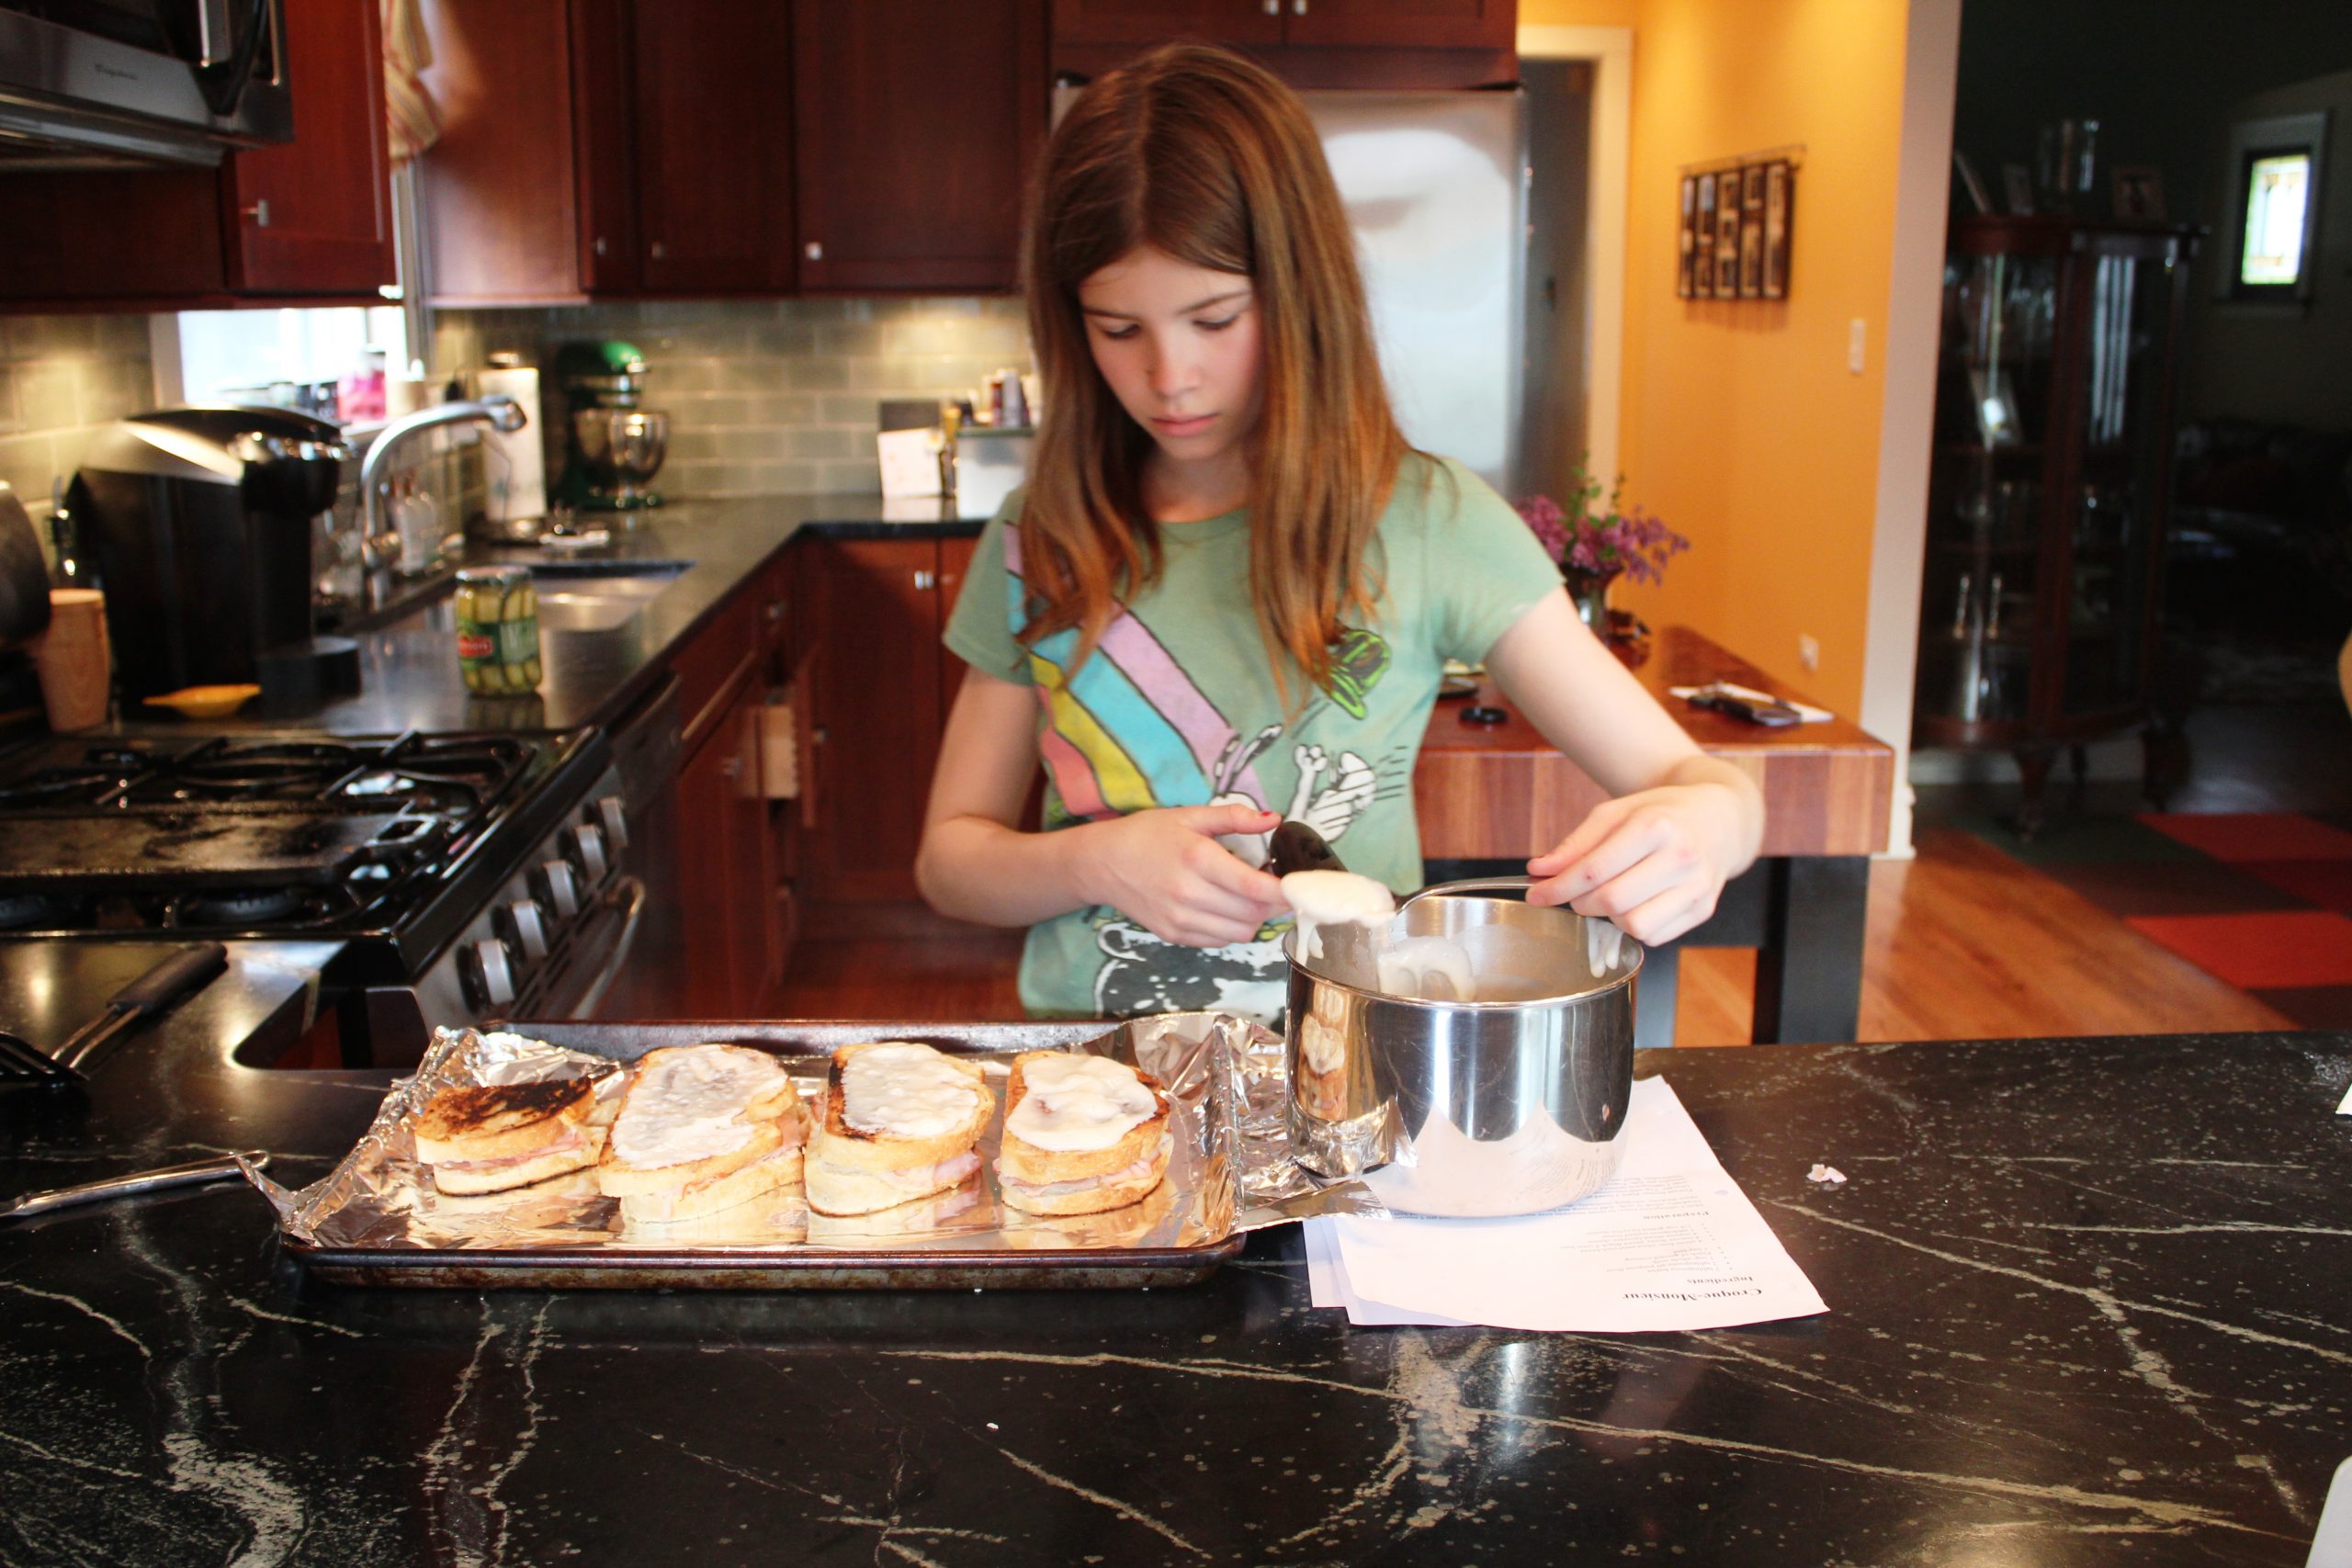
[90,495,986,741]
[4,1018,2347,1564]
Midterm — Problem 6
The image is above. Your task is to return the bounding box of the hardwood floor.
[774,702,2342,1041]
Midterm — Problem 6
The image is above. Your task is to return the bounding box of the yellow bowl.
[142,683,261,719]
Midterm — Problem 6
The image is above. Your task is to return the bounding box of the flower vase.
[1563,568,1617,635]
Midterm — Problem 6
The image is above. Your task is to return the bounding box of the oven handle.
[568,874,647,1019]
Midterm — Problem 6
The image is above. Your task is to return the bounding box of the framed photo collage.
[1678,157,1795,301]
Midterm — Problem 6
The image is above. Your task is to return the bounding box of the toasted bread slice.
[804,1042,991,1214]
[426,1161,605,1211]
[596,1044,802,1199]
[617,1128,806,1227]
[1002,1170,1179,1244]
[805,1174,987,1241]
[413,1077,597,1165]
[998,1053,1170,1217]
[428,1132,604,1197]
[809,1042,991,1173]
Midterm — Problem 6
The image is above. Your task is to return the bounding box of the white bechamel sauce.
[842,1043,983,1138]
[611,1046,793,1168]
[1376,934,1476,1002]
[1006,1055,1158,1152]
[1281,870,1396,963]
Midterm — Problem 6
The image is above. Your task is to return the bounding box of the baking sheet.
[253,1013,1371,1291]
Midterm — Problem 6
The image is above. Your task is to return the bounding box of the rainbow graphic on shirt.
[1002,528,1268,820]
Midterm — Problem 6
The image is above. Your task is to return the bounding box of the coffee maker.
[553,340,665,512]
[66,407,361,710]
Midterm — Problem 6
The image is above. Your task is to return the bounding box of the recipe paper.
[1313,1076,1829,1332]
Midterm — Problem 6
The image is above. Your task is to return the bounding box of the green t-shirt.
[941,452,1560,1021]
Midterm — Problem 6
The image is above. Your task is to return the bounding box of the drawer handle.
[242,198,270,228]
[804,241,823,261]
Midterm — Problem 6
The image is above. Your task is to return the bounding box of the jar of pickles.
[455,566,542,694]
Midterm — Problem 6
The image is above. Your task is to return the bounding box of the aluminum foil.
[249,1014,1378,1268]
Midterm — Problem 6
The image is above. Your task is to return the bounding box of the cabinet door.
[224,0,396,295]
[935,532,980,723]
[1282,0,1517,50]
[628,0,796,293]
[793,1,1047,292]
[674,678,775,1015]
[1053,0,1283,45]
[799,536,945,902]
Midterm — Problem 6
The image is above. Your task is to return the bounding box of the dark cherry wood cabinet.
[1285,0,1517,50]
[1051,0,1516,87]
[795,535,978,903]
[1054,0,1283,47]
[222,0,395,295]
[792,1,1047,293]
[631,0,797,294]
[0,0,391,308]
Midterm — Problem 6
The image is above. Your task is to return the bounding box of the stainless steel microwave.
[0,0,292,168]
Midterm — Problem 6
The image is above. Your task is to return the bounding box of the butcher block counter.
[0,997,2344,1565]
[1419,626,1896,1048]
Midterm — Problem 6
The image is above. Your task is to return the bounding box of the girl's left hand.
[1524,780,1751,945]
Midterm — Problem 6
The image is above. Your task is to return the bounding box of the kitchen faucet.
[357,395,526,604]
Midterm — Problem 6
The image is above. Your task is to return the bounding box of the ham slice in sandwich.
[596,1044,808,1227]
[804,1042,990,1217]
[995,1051,1171,1218]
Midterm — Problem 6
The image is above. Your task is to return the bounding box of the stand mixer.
[554,341,668,513]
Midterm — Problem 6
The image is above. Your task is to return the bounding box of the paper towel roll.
[474,366,547,522]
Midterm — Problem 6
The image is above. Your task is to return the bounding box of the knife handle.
[112,942,231,1015]
[2,1151,266,1221]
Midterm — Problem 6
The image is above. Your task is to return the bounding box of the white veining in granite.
[993,1446,1210,1557]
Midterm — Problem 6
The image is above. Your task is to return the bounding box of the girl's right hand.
[1079,804,1288,948]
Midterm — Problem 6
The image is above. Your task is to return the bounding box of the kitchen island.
[3,998,2345,1564]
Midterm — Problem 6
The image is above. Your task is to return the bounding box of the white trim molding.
[1516,23,1630,491]
[1860,0,1963,859]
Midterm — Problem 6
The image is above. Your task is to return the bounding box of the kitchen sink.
[530,570,684,632]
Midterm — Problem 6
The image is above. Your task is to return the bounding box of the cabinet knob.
[913,569,936,592]
[1293,0,1307,12]
[719,755,743,781]
[1261,0,1278,11]
[650,240,666,260]
[804,241,823,261]
[241,198,270,228]
[763,600,786,625]
[594,236,608,257]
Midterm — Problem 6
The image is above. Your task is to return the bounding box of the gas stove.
[0,730,639,1062]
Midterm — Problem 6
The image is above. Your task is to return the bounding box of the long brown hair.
[1019,43,1410,695]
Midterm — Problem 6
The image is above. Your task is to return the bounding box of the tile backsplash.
[0,313,156,528]
[435,294,1034,500]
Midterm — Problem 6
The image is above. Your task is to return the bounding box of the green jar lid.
[553,340,648,378]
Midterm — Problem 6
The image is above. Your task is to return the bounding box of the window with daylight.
[2221,110,2328,303]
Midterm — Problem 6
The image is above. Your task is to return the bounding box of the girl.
[917,44,1762,1021]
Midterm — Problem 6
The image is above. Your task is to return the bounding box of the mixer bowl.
[1283,876,1642,1216]
[572,409,668,509]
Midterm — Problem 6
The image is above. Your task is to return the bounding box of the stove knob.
[594,794,628,852]
[566,823,611,885]
[501,898,550,964]
[464,938,517,1010]
[531,859,582,919]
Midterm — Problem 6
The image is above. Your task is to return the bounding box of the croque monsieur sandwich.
[595,1044,808,1225]
[805,1042,989,1217]
[413,1077,605,1195]
[996,1052,1171,1217]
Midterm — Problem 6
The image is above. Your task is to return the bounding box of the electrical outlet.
[1799,634,1821,671]
[1847,319,1867,375]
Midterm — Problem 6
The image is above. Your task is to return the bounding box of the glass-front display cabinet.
[1913,215,2199,835]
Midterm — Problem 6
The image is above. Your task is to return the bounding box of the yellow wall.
[1524,0,1914,716]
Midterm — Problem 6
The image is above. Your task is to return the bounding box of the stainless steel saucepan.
[1283,875,1641,1217]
